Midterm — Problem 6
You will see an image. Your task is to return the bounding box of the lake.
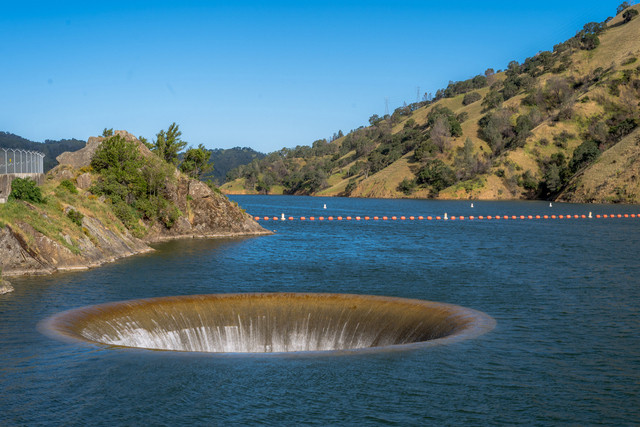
[1,196,639,425]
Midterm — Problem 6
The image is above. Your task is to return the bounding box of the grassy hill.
[221,4,640,203]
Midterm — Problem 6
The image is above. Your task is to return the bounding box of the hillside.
[221,4,640,203]
[202,147,266,185]
[0,131,268,276]
[0,132,85,172]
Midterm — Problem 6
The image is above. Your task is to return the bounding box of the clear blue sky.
[0,0,626,153]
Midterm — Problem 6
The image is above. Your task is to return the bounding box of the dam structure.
[44,293,495,354]
[0,148,45,203]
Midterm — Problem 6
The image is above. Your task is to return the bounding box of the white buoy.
[471,203,474,208]
[589,212,592,218]
[281,213,285,221]
[323,204,327,209]
[444,213,448,220]
[549,202,553,207]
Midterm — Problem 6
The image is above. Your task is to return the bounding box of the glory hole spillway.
[43,293,495,354]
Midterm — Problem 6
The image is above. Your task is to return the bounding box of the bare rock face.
[76,173,93,190]
[0,217,153,276]
[144,175,266,241]
[56,130,143,169]
[0,279,13,295]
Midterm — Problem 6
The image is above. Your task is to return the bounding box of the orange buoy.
[450,216,456,220]
[542,215,547,219]
[301,216,306,220]
[624,214,629,218]
[400,216,406,220]
[528,215,533,219]
[487,215,493,220]
[581,215,586,219]
[410,216,415,220]
[427,216,433,220]
[469,216,475,220]
[273,217,278,221]
[337,216,343,220]
[356,216,361,220]
[418,216,424,220]
[631,214,636,218]
[373,216,379,220]
[478,216,484,220]
[289,216,294,221]
[254,216,260,221]
[392,216,397,220]
[596,214,601,218]
[559,215,564,219]
[436,216,442,220]
[310,217,315,221]
[459,216,465,220]
[263,216,269,220]
[346,216,352,220]
[328,216,334,221]
[552,215,557,219]
[364,216,370,220]
[383,216,388,220]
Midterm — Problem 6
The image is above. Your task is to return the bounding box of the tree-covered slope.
[222,4,640,203]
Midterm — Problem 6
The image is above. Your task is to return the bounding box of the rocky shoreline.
[0,131,271,278]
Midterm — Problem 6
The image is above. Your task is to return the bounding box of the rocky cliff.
[0,131,269,277]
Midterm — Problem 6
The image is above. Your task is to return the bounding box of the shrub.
[9,178,44,203]
[67,209,84,226]
[58,179,78,194]
[397,178,416,195]
[462,92,482,105]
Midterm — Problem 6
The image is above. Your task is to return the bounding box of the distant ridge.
[0,131,85,172]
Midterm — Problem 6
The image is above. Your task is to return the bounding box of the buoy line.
[252,213,638,221]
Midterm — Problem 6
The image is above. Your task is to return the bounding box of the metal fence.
[0,148,45,174]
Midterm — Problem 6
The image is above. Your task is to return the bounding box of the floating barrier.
[252,212,639,222]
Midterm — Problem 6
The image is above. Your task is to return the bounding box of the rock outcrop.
[1,131,269,276]
[0,279,13,295]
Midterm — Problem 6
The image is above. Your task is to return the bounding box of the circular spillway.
[43,293,495,354]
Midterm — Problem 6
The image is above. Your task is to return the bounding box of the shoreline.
[2,229,273,278]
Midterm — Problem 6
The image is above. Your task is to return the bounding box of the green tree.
[91,135,146,204]
[415,159,456,192]
[462,92,482,105]
[482,90,504,111]
[180,144,213,179]
[102,128,114,137]
[617,1,632,14]
[91,135,180,231]
[580,33,600,50]
[569,140,600,172]
[623,8,639,22]
[153,123,187,165]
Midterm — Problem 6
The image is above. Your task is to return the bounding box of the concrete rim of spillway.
[41,293,496,356]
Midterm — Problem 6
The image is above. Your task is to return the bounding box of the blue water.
[1,196,639,425]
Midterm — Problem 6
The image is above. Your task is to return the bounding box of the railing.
[0,148,45,174]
